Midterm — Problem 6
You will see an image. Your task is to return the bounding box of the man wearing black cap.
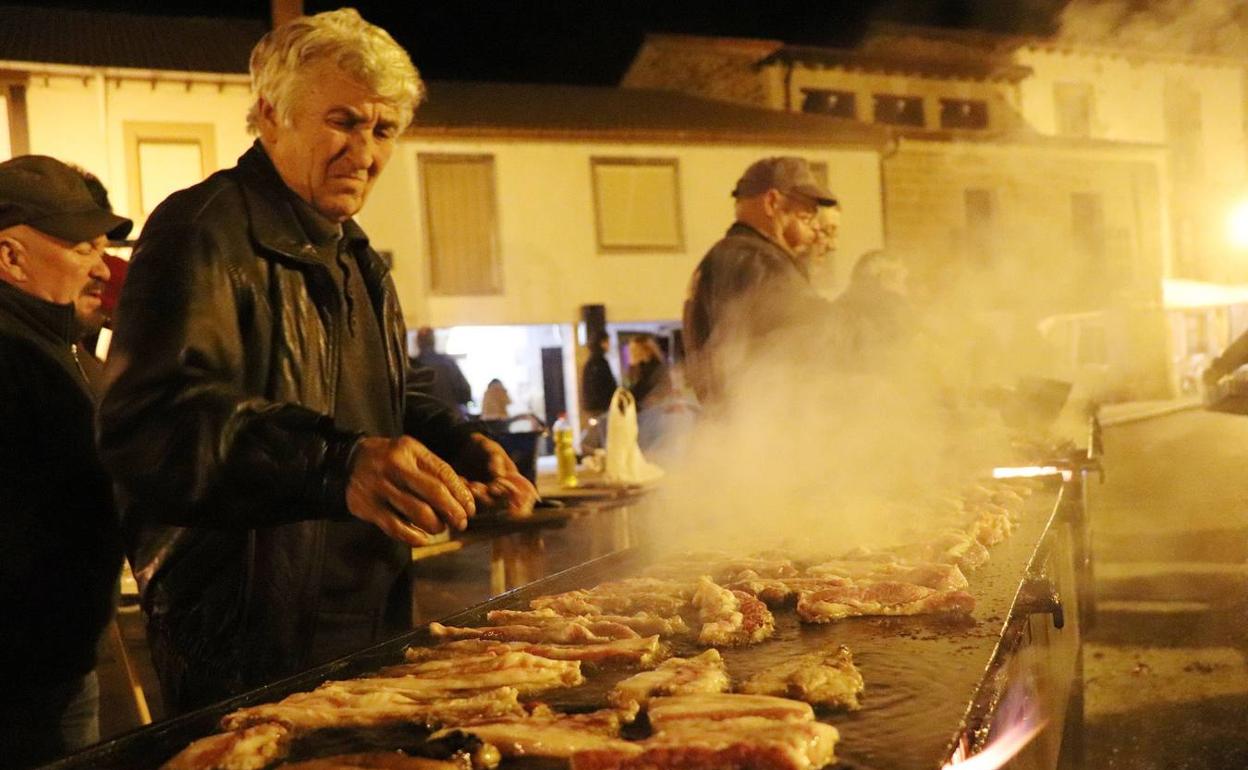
[682,156,839,404]
[0,154,133,767]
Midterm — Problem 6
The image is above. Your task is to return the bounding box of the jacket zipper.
[70,343,88,383]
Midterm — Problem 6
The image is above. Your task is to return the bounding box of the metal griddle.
[42,478,1066,770]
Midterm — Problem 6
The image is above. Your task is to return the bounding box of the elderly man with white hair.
[99,8,537,713]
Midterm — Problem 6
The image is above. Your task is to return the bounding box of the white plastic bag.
[604,387,664,485]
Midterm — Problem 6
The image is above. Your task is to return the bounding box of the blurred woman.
[626,334,672,410]
[480,378,511,420]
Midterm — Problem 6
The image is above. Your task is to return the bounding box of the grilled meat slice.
[738,646,864,710]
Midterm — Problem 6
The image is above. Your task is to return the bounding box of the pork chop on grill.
[485,608,690,637]
[608,649,731,712]
[160,723,291,770]
[221,685,524,732]
[432,705,635,760]
[404,637,668,668]
[738,646,864,710]
[692,576,775,646]
[796,581,975,623]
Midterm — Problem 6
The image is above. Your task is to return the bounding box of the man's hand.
[458,433,539,519]
[345,436,476,546]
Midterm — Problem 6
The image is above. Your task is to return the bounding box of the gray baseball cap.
[0,155,132,243]
[731,156,838,207]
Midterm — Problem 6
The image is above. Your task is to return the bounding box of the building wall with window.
[1014,44,1248,282]
[5,67,253,232]
[883,136,1172,398]
[359,137,884,328]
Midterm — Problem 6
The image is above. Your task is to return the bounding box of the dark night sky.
[18,0,1068,84]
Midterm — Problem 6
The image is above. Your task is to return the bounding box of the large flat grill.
[44,477,1074,770]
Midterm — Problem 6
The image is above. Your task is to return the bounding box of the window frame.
[123,121,217,220]
[589,156,685,254]
[418,152,503,296]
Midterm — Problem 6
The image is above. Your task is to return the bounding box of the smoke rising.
[1056,0,1248,56]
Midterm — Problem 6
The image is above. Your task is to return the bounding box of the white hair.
[246,8,425,135]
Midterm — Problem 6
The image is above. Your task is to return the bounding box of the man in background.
[412,324,473,416]
[0,155,132,767]
[99,9,535,713]
[682,156,839,404]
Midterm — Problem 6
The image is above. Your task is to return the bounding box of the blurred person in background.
[412,324,472,417]
[682,156,838,405]
[626,333,672,411]
[481,378,512,421]
[98,9,535,714]
[827,249,914,370]
[0,155,132,767]
[580,329,618,452]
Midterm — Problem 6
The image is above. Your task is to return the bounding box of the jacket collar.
[235,141,380,272]
[726,220,810,280]
[0,280,79,346]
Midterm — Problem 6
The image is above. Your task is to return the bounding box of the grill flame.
[942,717,1048,769]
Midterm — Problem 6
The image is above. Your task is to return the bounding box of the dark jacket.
[412,350,472,413]
[0,282,121,691]
[682,222,829,402]
[98,143,474,704]
[627,358,671,410]
[582,352,617,414]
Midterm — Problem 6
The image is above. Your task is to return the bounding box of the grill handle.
[1017,574,1065,629]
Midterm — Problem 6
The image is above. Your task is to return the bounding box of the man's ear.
[761,189,785,217]
[256,97,281,142]
[0,237,29,283]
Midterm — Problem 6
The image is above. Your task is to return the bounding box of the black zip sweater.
[0,281,122,691]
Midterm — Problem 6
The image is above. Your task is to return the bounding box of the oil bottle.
[552,413,578,488]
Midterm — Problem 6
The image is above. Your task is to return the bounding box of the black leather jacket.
[98,144,473,698]
[0,283,121,691]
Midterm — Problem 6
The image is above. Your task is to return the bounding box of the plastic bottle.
[552,413,579,488]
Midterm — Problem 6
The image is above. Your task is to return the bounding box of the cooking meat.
[275,753,476,770]
[530,578,696,617]
[644,552,800,583]
[485,608,689,637]
[645,693,815,727]
[803,560,969,591]
[796,582,975,623]
[571,717,838,770]
[608,649,731,712]
[692,576,775,646]
[405,637,668,668]
[738,646,864,710]
[432,705,635,759]
[221,686,524,731]
[429,620,638,644]
[338,653,583,697]
[160,723,291,770]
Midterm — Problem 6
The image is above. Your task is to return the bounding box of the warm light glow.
[942,718,1048,769]
[1229,200,1248,249]
[992,466,1061,478]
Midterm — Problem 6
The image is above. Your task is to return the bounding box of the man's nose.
[345,128,376,169]
[90,252,111,282]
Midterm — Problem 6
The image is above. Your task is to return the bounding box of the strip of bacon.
[485,608,689,637]
[276,753,476,770]
[531,578,696,617]
[571,717,838,770]
[608,649,730,712]
[404,636,668,668]
[796,582,975,623]
[432,705,635,759]
[221,686,523,732]
[692,577,775,646]
[332,656,583,698]
[738,646,864,710]
[803,561,969,591]
[725,575,851,606]
[646,693,815,728]
[429,620,638,644]
[159,723,291,770]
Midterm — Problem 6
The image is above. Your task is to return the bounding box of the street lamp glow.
[1229,200,1248,249]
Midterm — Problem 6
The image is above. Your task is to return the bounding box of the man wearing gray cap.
[682,156,839,404]
[0,155,133,767]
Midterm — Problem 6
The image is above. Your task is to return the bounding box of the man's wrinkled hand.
[460,433,539,519]
[345,436,476,546]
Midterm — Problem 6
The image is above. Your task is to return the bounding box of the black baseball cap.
[731,156,838,207]
[0,155,133,243]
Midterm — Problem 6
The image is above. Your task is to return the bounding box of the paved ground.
[1083,409,1248,770]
